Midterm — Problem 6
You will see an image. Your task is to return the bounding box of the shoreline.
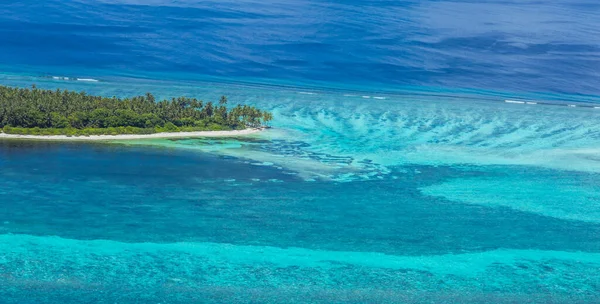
[0,128,262,141]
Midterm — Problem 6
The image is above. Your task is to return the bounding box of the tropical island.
[0,85,272,140]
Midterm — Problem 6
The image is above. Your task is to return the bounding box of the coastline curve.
[0,128,263,141]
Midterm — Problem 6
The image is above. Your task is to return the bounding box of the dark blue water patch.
[168,137,389,179]
[1,0,599,94]
[1,142,599,255]
[0,140,301,185]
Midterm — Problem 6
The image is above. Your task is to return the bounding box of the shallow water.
[1,0,600,302]
[1,76,600,302]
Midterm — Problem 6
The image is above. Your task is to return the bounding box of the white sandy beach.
[0,128,262,141]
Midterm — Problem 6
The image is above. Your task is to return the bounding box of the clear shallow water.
[0,76,600,302]
[1,0,600,302]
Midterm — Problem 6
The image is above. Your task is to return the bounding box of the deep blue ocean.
[1,0,600,303]
[1,0,600,95]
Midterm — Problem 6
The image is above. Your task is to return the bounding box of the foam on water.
[51,76,70,81]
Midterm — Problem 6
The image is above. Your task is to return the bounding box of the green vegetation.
[0,85,273,136]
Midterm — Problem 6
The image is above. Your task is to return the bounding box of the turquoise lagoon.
[1,75,600,303]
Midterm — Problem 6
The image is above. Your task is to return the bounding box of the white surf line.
[343,94,385,99]
[76,78,99,82]
[505,99,597,109]
[297,91,317,95]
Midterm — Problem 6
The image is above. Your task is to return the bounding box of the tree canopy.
[0,85,272,136]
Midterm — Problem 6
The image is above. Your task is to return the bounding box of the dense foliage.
[0,85,273,136]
